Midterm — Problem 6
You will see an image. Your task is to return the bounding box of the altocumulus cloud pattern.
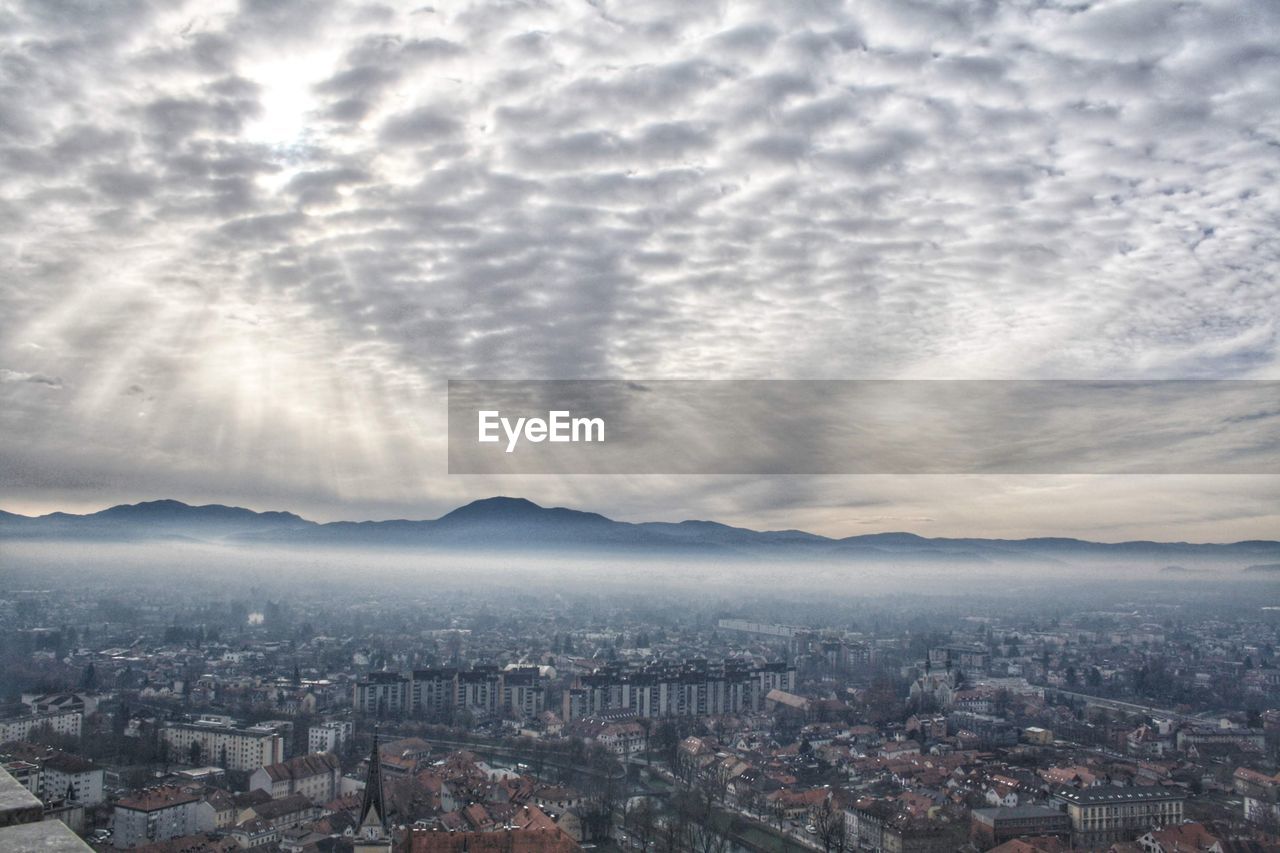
[0,0,1277,535]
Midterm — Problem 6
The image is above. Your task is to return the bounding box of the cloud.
[1,369,63,388]
[0,0,1276,536]
[378,105,464,144]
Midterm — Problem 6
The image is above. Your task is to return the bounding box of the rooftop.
[116,786,201,812]
[972,805,1070,823]
[1055,786,1184,805]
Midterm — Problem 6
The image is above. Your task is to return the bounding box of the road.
[1044,687,1214,724]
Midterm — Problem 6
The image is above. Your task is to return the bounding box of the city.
[1,533,1278,852]
[2,0,1277,850]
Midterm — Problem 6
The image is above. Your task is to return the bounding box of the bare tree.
[625,797,657,851]
[637,717,654,766]
[676,785,730,853]
[813,798,847,853]
[657,804,688,853]
[769,794,788,829]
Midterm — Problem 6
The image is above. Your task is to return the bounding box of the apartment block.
[1054,786,1184,848]
[159,717,285,772]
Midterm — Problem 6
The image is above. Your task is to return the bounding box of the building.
[562,718,645,756]
[1054,786,1184,848]
[717,619,802,639]
[1176,725,1265,753]
[112,786,201,848]
[238,792,318,831]
[21,693,96,717]
[0,746,105,809]
[159,718,285,772]
[929,644,989,673]
[197,789,237,829]
[501,667,548,718]
[2,760,40,798]
[230,817,280,849]
[457,668,502,713]
[396,829,582,853]
[845,799,893,851]
[308,720,353,753]
[971,806,1072,850]
[949,711,1019,748]
[40,753,104,807]
[560,659,797,721]
[1022,727,1054,746]
[359,667,549,720]
[354,730,390,852]
[0,765,44,827]
[411,669,458,717]
[370,660,791,723]
[0,710,82,742]
[1135,822,1225,852]
[354,672,411,716]
[1233,767,1280,825]
[882,817,955,853]
[561,689,589,723]
[249,752,341,803]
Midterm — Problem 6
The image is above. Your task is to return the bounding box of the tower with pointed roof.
[354,724,391,851]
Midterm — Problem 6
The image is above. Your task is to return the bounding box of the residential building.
[354,672,411,716]
[0,765,43,827]
[112,787,201,848]
[159,718,285,772]
[2,760,39,798]
[1054,786,1184,848]
[248,752,341,803]
[308,720,353,754]
[1233,767,1280,825]
[1135,822,1225,852]
[41,753,104,807]
[0,710,82,742]
[971,805,1071,850]
[929,644,990,673]
[238,792,318,831]
[411,668,458,717]
[560,659,796,720]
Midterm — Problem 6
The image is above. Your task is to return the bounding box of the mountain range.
[1,497,1277,566]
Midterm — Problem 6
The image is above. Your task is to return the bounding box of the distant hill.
[0,499,314,542]
[1,496,1277,565]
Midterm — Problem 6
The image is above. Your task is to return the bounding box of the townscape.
[2,553,1278,853]
[3,0,1278,850]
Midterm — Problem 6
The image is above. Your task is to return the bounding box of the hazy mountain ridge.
[0,496,1276,565]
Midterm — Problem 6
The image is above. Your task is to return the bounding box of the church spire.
[358,723,388,837]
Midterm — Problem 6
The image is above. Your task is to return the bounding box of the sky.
[0,0,1277,540]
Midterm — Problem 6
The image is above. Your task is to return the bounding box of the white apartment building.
[308,720,352,754]
[0,710,83,742]
[40,753,104,807]
[159,719,284,772]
